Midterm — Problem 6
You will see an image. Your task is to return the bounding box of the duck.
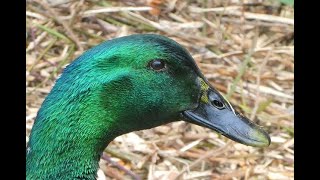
[26,34,270,179]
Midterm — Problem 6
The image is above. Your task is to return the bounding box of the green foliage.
[279,0,294,6]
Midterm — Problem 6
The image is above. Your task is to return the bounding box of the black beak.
[181,79,270,147]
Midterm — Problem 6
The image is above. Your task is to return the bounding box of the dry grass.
[26,0,294,179]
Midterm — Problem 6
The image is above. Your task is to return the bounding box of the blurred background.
[26,0,294,179]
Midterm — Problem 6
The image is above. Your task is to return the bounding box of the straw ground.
[26,0,294,179]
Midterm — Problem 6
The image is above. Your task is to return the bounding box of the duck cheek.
[183,93,201,112]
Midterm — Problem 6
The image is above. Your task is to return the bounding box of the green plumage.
[27,34,270,179]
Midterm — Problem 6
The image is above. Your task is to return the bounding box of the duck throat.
[26,87,118,179]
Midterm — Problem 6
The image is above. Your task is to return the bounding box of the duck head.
[47,34,270,147]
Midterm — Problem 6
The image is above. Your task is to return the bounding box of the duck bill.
[181,79,270,147]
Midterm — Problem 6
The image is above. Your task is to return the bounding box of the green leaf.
[35,24,71,43]
[238,104,252,114]
[257,99,273,113]
[279,0,294,6]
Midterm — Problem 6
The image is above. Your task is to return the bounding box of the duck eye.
[212,100,225,109]
[149,59,166,71]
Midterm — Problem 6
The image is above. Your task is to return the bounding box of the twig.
[189,6,294,25]
[26,11,46,20]
[243,82,293,100]
[83,7,152,16]
[250,50,272,120]
[203,46,293,60]
[101,153,141,180]
[174,141,232,180]
[35,24,70,41]
[189,6,241,13]
[226,26,259,100]
[28,38,57,72]
[68,0,85,26]
[26,27,46,52]
[32,0,83,51]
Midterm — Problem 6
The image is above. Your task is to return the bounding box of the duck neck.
[26,86,121,179]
